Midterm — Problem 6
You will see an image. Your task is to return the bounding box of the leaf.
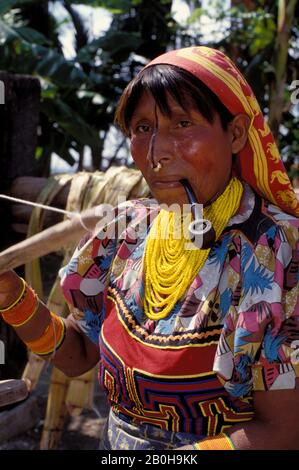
[41,84,58,100]
[44,128,77,167]
[0,0,33,16]
[76,31,142,63]
[41,98,100,147]
[35,146,43,161]
[32,44,88,88]
[15,26,51,46]
[54,144,77,167]
[0,20,89,88]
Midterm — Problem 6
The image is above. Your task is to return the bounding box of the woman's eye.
[177,120,192,128]
[136,124,151,133]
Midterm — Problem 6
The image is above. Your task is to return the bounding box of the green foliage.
[223,7,277,55]
[76,31,143,63]
[0,24,88,86]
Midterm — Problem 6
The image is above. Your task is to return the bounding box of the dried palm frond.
[65,368,96,417]
[25,174,74,299]
[40,367,70,450]
[22,352,45,391]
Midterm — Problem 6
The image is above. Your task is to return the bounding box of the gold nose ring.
[153,162,162,172]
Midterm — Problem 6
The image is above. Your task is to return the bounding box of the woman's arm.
[178,381,299,450]
[225,383,299,449]
[52,314,100,377]
[0,270,100,377]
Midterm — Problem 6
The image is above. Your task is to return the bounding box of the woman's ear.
[229,114,251,154]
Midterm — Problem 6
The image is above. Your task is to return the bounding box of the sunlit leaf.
[35,146,43,160]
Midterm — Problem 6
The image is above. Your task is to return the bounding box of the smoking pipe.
[179,179,216,249]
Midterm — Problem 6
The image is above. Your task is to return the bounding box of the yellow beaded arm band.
[0,277,27,313]
[194,433,235,450]
[25,313,66,356]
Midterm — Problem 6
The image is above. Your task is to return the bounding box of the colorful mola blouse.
[60,183,299,449]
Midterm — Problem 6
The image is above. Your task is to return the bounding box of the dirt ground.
[0,409,107,450]
[0,368,110,450]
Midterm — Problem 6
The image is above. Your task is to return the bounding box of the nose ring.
[152,162,162,172]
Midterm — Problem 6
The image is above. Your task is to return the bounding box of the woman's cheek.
[130,140,147,170]
[175,139,206,166]
[130,138,139,160]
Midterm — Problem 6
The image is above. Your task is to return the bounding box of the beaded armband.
[0,277,26,312]
[194,433,235,450]
[1,279,38,327]
[25,313,66,356]
[0,277,66,357]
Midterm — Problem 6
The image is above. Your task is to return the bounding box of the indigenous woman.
[0,46,298,450]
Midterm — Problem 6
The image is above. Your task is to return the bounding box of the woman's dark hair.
[115,64,234,136]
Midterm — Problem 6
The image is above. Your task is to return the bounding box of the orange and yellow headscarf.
[147,46,299,218]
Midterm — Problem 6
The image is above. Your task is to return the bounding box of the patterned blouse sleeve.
[213,214,299,397]
[59,202,131,346]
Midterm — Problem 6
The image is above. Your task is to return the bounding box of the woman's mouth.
[152,180,183,189]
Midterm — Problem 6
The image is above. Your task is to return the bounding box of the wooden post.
[0,73,41,380]
[0,72,41,191]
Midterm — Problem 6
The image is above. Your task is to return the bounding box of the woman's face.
[130,90,235,208]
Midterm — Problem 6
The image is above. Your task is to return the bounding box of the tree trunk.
[268,0,298,138]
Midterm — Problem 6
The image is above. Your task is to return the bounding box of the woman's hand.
[0,270,23,309]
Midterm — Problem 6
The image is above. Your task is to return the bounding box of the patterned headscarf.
[147,46,299,217]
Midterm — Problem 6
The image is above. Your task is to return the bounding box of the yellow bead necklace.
[143,177,243,320]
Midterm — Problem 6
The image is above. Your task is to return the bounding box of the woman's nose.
[147,129,173,168]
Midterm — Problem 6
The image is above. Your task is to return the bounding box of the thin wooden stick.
[0,207,101,275]
[0,194,76,218]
